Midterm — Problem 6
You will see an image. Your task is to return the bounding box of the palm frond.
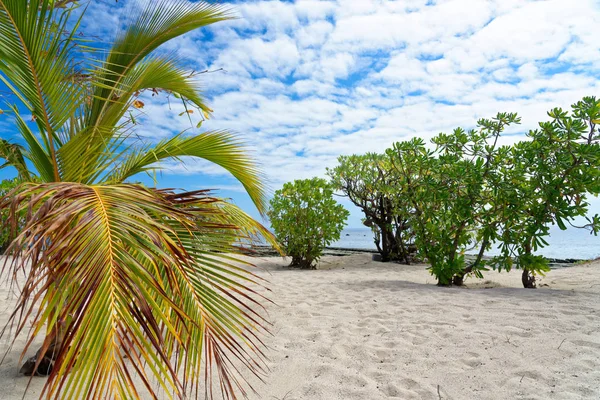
[105,131,269,214]
[11,107,55,181]
[1,183,270,399]
[85,0,231,134]
[59,56,213,183]
[100,56,212,129]
[0,138,31,180]
[0,0,85,180]
[61,0,233,185]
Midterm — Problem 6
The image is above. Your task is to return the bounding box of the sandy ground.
[1,253,599,399]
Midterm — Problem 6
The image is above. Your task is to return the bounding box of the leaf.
[132,99,145,109]
[104,131,269,214]
[1,183,272,399]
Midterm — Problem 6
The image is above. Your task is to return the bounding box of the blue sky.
[2,0,600,228]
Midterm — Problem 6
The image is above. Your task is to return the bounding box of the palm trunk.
[20,275,67,376]
[20,311,65,376]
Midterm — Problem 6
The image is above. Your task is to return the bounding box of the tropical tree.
[490,98,600,288]
[387,113,519,286]
[0,1,275,398]
[327,153,415,263]
[268,178,349,269]
[431,114,520,286]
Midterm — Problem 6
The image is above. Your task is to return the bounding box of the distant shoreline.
[249,245,590,269]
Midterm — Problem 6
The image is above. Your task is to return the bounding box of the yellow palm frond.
[2,183,270,399]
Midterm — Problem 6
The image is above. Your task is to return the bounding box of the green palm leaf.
[0,0,85,180]
[106,131,268,214]
[59,56,213,183]
[79,2,232,173]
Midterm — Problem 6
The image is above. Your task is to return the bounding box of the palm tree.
[0,1,275,398]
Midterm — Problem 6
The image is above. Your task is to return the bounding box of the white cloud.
[295,20,334,48]
[78,0,600,224]
[211,36,300,78]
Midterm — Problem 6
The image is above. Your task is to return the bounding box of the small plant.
[268,178,349,269]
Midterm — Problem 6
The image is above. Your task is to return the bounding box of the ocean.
[331,227,600,260]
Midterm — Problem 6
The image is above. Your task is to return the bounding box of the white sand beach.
[1,253,599,399]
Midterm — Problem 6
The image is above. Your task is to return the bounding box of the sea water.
[332,227,600,260]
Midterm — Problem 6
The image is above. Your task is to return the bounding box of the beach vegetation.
[0,177,22,253]
[488,97,600,287]
[388,114,519,286]
[340,97,600,288]
[328,153,416,263]
[268,177,349,269]
[0,0,275,398]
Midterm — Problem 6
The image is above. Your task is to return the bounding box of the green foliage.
[268,178,349,269]
[0,139,31,180]
[327,153,416,263]
[489,97,600,287]
[354,97,600,288]
[387,113,520,285]
[0,1,277,398]
[0,177,21,253]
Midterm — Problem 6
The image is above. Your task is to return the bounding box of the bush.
[0,177,21,254]
[489,97,600,288]
[387,113,519,286]
[268,178,349,269]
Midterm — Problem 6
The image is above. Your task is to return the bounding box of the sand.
[1,253,599,399]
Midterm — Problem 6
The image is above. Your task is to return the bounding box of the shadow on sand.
[339,279,578,299]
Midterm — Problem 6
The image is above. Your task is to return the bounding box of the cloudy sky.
[2,0,600,227]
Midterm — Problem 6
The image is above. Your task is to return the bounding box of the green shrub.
[385,97,600,288]
[0,177,21,254]
[489,97,600,287]
[268,178,349,269]
[387,113,518,286]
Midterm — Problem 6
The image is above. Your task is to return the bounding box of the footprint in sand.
[460,355,482,368]
[380,383,402,397]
